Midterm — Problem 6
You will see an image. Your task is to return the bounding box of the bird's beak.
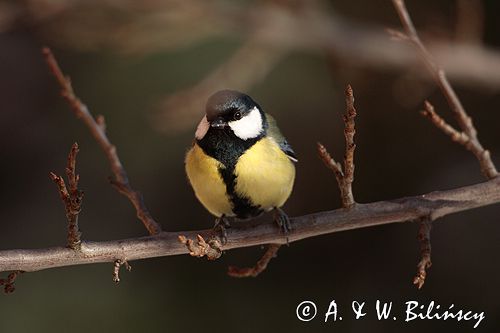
[210,117,227,129]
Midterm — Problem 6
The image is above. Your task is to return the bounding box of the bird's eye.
[233,111,242,120]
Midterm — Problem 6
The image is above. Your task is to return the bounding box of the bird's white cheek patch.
[195,115,210,139]
[228,107,263,140]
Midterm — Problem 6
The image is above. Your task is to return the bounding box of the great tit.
[185,90,297,238]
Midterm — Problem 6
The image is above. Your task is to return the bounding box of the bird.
[185,90,297,240]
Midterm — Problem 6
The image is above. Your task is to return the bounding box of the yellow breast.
[234,137,295,211]
[185,143,234,217]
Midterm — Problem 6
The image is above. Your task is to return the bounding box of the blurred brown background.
[0,0,499,332]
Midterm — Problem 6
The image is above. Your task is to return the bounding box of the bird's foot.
[273,207,291,244]
[213,215,231,245]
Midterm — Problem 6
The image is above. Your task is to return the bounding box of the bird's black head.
[195,90,267,141]
[205,90,258,123]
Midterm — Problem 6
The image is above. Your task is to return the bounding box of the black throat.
[197,127,264,219]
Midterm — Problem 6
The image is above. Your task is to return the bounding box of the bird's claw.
[213,215,231,245]
[273,207,291,244]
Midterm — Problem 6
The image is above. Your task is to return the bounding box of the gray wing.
[266,113,298,162]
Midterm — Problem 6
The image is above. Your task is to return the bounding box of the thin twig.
[421,101,469,145]
[42,47,162,235]
[317,143,344,186]
[422,100,496,178]
[178,235,222,260]
[49,143,83,249]
[227,244,281,278]
[317,142,344,182]
[413,217,432,289]
[1,176,499,273]
[0,271,23,294]
[112,259,132,284]
[318,84,357,208]
[391,0,498,179]
[343,84,356,206]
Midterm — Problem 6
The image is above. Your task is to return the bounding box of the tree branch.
[49,142,83,249]
[390,0,498,180]
[178,235,222,260]
[42,47,162,235]
[421,101,469,146]
[318,84,357,208]
[1,176,499,273]
[390,0,498,289]
[413,217,432,289]
[0,271,23,294]
[227,244,281,278]
[112,259,132,283]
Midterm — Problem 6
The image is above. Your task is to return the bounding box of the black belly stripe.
[197,127,264,219]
